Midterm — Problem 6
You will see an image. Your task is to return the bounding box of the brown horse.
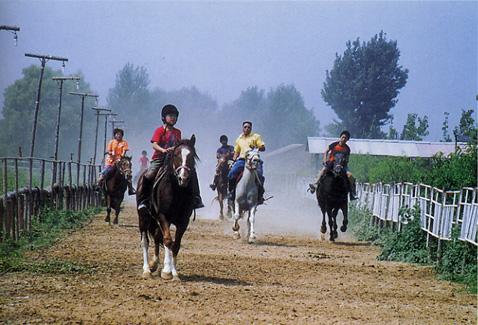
[213,154,232,220]
[103,156,133,225]
[137,135,197,280]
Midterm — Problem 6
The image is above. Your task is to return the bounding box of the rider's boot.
[137,177,153,214]
[209,174,218,191]
[349,176,358,201]
[191,171,204,209]
[227,178,236,202]
[256,176,265,205]
[127,178,136,195]
[308,181,318,194]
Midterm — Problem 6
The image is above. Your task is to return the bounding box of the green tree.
[0,65,96,160]
[453,109,477,144]
[400,113,429,141]
[441,112,452,142]
[107,63,151,130]
[261,84,319,150]
[321,31,408,139]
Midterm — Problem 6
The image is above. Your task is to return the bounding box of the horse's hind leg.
[320,207,327,234]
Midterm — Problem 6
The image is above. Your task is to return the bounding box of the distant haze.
[1,1,476,139]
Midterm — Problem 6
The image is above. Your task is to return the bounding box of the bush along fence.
[0,156,103,241]
[357,182,478,248]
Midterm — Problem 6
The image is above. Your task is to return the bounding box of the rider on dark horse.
[136,104,204,213]
[209,135,234,191]
[98,128,136,195]
[227,121,266,204]
[309,130,357,200]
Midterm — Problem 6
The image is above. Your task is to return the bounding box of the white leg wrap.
[141,232,150,273]
[162,246,172,274]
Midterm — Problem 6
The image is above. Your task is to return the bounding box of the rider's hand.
[166,147,175,153]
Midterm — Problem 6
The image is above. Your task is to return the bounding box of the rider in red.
[309,130,357,200]
[137,104,204,213]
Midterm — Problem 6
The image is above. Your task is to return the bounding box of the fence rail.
[357,182,478,246]
[0,157,103,241]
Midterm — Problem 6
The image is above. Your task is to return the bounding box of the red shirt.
[139,156,149,168]
[328,141,350,166]
[151,126,182,160]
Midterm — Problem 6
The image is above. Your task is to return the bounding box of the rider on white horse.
[227,121,266,204]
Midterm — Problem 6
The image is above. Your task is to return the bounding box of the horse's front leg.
[232,200,241,238]
[141,230,152,278]
[105,195,111,223]
[248,206,257,244]
[218,191,224,220]
[331,208,339,240]
[340,203,348,232]
[169,225,187,281]
[326,208,336,241]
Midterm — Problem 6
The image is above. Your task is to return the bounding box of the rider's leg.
[309,167,325,193]
[127,175,136,195]
[137,159,162,211]
[190,170,204,209]
[210,173,219,191]
[227,159,245,200]
[98,166,113,188]
[257,161,265,204]
[346,171,358,200]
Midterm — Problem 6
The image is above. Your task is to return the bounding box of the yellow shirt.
[105,139,129,166]
[234,133,265,159]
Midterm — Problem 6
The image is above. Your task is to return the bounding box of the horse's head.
[331,154,346,177]
[172,135,198,187]
[116,156,133,180]
[245,148,261,170]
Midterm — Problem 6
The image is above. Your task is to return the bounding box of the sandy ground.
[0,202,476,324]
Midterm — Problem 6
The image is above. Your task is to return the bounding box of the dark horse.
[136,135,197,280]
[316,157,349,241]
[103,156,133,225]
[213,154,232,220]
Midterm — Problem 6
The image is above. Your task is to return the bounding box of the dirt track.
[0,204,476,324]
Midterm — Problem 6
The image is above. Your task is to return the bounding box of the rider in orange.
[98,128,136,195]
[309,130,357,200]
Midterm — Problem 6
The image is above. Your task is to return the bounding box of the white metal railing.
[357,182,478,246]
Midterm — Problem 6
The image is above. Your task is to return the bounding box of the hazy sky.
[1,1,476,140]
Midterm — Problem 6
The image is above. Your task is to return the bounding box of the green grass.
[349,204,477,294]
[0,207,100,275]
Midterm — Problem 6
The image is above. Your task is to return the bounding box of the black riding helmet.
[161,104,179,122]
[220,135,228,142]
[113,128,124,136]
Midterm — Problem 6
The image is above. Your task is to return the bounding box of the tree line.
[1,30,475,162]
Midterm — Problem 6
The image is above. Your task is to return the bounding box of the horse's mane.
[174,139,200,162]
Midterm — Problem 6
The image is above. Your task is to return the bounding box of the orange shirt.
[105,139,129,166]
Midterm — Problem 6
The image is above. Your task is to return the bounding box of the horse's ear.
[190,134,196,146]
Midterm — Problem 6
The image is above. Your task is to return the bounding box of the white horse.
[231,148,262,243]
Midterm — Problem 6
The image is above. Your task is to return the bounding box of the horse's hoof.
[233,231,241,240]
[219,215,224,221]
[142,271,152,279]
[340,225,347,232]
[232,223,240,232]
[104,216,110,223]
[161,271,173,280]
[320,225,327,234]
[248,237,256,244]
[172,275,181,282]
[149,262,159,273]
[113,218,118,225]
